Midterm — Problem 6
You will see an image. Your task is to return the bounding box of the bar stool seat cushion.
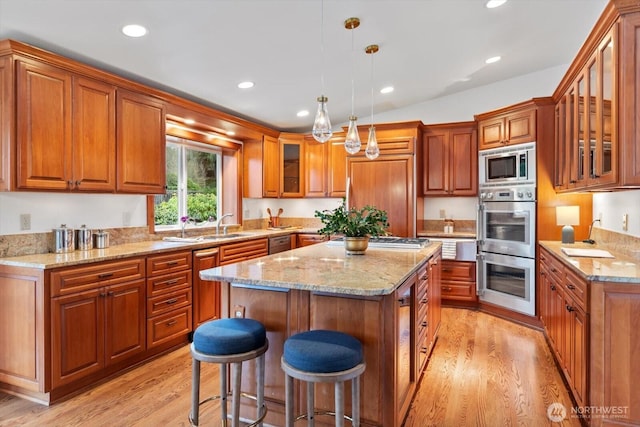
[283,329,363,373]
[193,318,266,356]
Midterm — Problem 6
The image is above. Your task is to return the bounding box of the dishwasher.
[268,235,291,254]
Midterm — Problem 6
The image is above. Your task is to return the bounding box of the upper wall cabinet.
[304,133,347,198]
[553,2,640,191]
[279,133,304,198]
[422,122,477,196]
[116,89,166,194]
[243,135,279,198]
[476,106,536,150]
[0,57,11,192]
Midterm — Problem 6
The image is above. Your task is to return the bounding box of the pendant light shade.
[365,44,380,160]
[312,96,332,142]
[345,115,361,154]
[344,17,361,154]
[312,0,332,143]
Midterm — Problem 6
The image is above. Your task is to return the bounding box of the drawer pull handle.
[166,320,177,326]
[99,292,106,297]
[566,304,574,312]
[98,272,114,279]
[421,298,428,304]
[550,285,556,291]
[419,274,428,281]
[166,298,178,305]
[421,346,428,353]
[551,267,557,273]
[165,279,179,285]
[107,291,114,296]
[442,287,452,291]
[442,268,452,272]
[421,321,428,327]
[166,261,179,266]
[567,284,575,290]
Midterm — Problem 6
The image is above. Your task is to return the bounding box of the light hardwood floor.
[0,308,580,426]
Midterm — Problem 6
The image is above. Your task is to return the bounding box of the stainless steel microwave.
[478,142,536,188]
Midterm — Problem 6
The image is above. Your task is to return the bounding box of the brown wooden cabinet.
[116,89,166,194]
[328,134,347,197]
[0,57,11,191]
[244,134,280,198]
[304,135,327,197]
[219,238,269,265]
[428,253,442,352]
[279,133,304,197]
[477,106,536,149]
[192,247,220,328]
[145,250,192,348]
[296,233,327,247]
[422,122,477,196]
[50,258,146,389]
[440,260,477,303]
[395,273,416,427]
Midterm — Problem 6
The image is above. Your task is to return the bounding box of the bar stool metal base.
[281,358,365,427]
[190,340,269,427]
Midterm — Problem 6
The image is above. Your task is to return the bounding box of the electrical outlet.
[20,213,31,231]
[439,209,446,219]
[622,213,628,231]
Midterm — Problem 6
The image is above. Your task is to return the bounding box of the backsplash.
[591,227,640,260]
[418,219,477,235]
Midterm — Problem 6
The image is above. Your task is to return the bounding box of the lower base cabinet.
[440,260,477,303]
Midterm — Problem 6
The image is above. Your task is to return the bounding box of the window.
[154,136,221,229]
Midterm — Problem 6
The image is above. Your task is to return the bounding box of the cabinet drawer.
[441,281,476,299]
[147,306,192,348]
[441,260,475,282]
[147,287,192,317]
[564,268,587,312]
[147,270,192,297]
[540,248,563,282]
[219,238,268,265]
[51,258,145,296]
[146,251,192,276]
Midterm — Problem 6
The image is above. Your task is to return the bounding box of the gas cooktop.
[326,236,430,249]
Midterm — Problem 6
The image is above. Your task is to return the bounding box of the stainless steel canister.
[76,225,92,250]
[93,230,109,249]
[53,224,75,253]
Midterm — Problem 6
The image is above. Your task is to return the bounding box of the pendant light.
[312,0,332,143]
[365,44,380,160]
[344,17,361,155]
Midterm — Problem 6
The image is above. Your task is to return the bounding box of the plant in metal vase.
[314,199,388,254]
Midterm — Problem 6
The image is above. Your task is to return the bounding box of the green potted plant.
[314,199,389,254]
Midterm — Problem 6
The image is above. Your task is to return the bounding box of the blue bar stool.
[281,330,366,427]
[190,318,269,427]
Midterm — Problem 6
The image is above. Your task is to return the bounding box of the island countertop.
[199,241,442,296]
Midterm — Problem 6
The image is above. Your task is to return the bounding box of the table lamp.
[556,206,580,244]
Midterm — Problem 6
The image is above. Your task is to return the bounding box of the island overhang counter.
[199,241,442,427]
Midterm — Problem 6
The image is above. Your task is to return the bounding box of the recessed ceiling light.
[380,86,394,94]
[122,24,147,38]
[237,81,254,89]
[486,0,507,8]
[485,56,501,64]
[184,118,195,125]
[297,110,310,117]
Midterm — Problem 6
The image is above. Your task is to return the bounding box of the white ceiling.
[0,0,608,134]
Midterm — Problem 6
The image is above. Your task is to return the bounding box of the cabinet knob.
[567,284,575,290]
[75,180,81,187]
[566,304,574,312]
[107,291,114,296]
[550,285,556,291]
[421,321,428,327]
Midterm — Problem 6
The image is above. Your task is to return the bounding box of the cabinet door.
[116,89,165,193]
[193,248,220,328]
[347,155,414,237]
[328,137,347,197]
[16,60,72,190]
[395,275,415,426]
[305,138,328,197]
[262,135,279,197]
[51,288,104,388]
[72,76,116,191]
[478,117,504,149]
[569,304,588,407]
[422,131,447,195]
[105,279,146,365]
[0,57,10,191]
[279,134,304,197]
[449,128,477,195]
[505,108,536,145]
[428,254,441,345]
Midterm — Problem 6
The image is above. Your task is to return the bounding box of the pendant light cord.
[370,50,374,124]
[320,0,325,94]
[350,23,355,116]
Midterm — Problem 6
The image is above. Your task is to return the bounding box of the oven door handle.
[476,203,484,247]
[476,253,484,296]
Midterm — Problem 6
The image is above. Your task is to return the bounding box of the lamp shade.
[556,206,580,226]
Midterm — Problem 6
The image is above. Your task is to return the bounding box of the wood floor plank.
[0,308,579,426]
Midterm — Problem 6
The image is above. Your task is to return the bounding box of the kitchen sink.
[202,233,244,240]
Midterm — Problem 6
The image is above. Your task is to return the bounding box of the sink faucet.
[216,213,234,235]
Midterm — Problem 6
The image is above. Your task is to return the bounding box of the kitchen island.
[199,241,442,427]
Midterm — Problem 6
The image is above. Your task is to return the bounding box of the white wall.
[0,192,147,235]
[592,190,640,237]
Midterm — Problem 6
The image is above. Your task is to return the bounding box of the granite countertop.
[200,241,442,296]
[0,229,301,269]
[540,241,640,283]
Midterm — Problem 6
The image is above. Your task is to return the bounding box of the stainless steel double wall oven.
[477,143,537,316]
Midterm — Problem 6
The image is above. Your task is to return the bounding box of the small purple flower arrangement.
[180,216,189,237]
